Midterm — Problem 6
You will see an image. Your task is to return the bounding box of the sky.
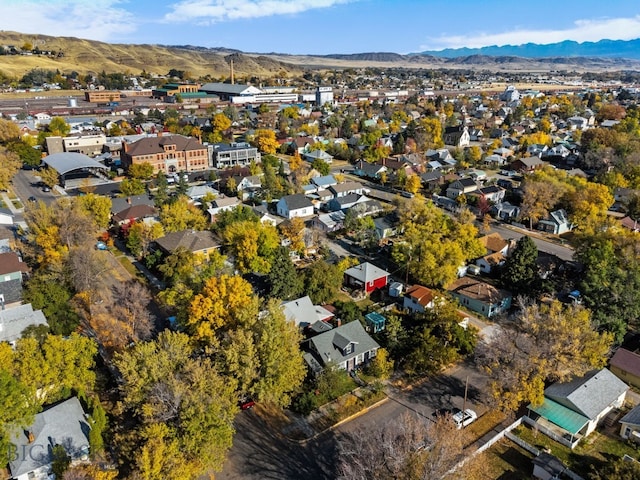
[1,0,640,55]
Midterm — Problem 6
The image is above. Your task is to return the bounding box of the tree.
[252,129,279,154]
[76,193,112,229]
[119,178,146,196]
[48,116,71,136]
[0,147,21,190]
[501,236,538,294]
[476,300,612,411]
[39,165,60,188]
[8,140,41,167]
[405,174,421,194]
[51,444,72,479]
[268,246,303,300]
[279,217,306,254]
[366,348,394,379]
[311,159,331,176]
[128,162,154,180]
[0,370,38,467]
[417,117,444,150]
[0,118,20,142]
[303,259,343,304]
[186,275,259,343]
[115,331,238,475]
[222,220,279,274]
[154,172,170,207]
[212,112,232,133]
[289,151,302,172]
[337,414,476,480]
[589,458,640,480]
[251,299,306,407]
[159,196,207,232]
[88,402,107,456]
[23,273,79,335]
[126,220,164,258]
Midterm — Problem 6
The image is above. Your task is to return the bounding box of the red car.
[240,399,255,410]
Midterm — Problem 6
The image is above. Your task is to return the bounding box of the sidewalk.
[1,192,22,215]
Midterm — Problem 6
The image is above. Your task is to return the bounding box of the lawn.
[513,423,640,477]
[482,438,535,480]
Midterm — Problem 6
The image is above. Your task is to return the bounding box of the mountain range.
[417,38,640,59]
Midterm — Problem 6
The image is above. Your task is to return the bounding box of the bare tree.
[111,280,154,341]
[336,413,471,480]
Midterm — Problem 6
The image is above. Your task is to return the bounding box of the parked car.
[451,409,477,429]
[95,241,108,251]
[42,186,51,192]
[27,196,37,202]
[239,398,255,410]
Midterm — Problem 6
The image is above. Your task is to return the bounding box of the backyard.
[512,422,640,477]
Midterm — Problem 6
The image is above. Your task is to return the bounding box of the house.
[619,404,640,441]
[447,277,512,318]
[9,396,90,480]
[311,175,338,189]
[304,149,334,164]
[312,211,345,233]
[303,320,380,373]
[491,201,520,221]
[0,252,30,305]
[276,194,314,219]
[446,178,478,199]
[420,171,443,191]
[329,181,365,198]
[510,157,546,173]
[354,160,387,180]
[537,209,573,235]
[365,312,386,333]
[475,252,506,274]
[532,453,567,480]
[121,133,209,175]
[610,348,640,390]
[403,285,440,314]
[0,208,13,225]
[112,204,157,226]
[528,368,628,445]
[0,304,48,346]
[473,185,505,204]
[155,230,221,258]
[282,295,334,329]
[110,195,155,216]
[185,184,219,202]
[208,196,242,219]
[478,233,510,256]
[327,194,381,215]
[344,262,389,295]
[374,215,398,241]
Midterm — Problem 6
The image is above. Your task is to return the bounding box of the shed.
[365,312,386,333]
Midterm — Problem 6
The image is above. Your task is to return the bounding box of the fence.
[522,415,580,449]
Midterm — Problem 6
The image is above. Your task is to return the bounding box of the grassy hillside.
[0,31,304,79]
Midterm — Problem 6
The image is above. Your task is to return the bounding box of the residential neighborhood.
[3,44,640,480]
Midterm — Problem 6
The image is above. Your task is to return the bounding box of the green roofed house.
[527,368,628,448]
[365,312,385,334]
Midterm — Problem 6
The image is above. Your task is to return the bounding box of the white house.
[276,194,314,219]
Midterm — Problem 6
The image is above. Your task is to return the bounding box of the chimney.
[230,59,234,85]
[157,130,163,138]
[27,431,35,444]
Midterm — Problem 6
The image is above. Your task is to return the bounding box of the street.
[489,222,574,261]
[218,361,490,480]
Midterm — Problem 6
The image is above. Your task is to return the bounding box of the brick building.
[121,133,209,174]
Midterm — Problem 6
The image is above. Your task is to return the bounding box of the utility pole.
[462,375,469,415]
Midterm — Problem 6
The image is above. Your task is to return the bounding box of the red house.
[344,262,389,294]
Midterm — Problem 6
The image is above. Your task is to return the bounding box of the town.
[1,61,640,480]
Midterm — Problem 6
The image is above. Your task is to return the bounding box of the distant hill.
[0,31,640,80]
[417,38,640,59]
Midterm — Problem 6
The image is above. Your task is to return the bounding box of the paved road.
[489,223,574,261]
[218,361,489,480]
[11,169,57,207]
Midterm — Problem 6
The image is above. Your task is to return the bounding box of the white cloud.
[423,15,640,50]
[0,0,137,42]
[162,0,353,24]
